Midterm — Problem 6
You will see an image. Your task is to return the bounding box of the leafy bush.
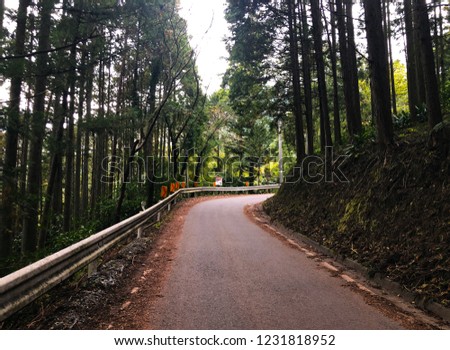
[343,127,376,158]
[51,221,100,253]
[415,104,428,123]
[393,111,411,129]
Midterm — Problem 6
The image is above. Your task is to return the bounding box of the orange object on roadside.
[245,182,250,187]
[175,182,180,190]
[160,186,168,198]
[170,183,176,193]
[181,182,186,188]
[194,182,199,187]
[213,182,216,187]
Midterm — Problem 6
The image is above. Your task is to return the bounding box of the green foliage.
[442,79,450,116]
[343,127,376,157]
[51,221,100,253]
[393,110,411,129]
[358,76,372,123]
[225,0,274,65]
[392,60,409,113]
[415,104,428,123]
[47,183,145,253]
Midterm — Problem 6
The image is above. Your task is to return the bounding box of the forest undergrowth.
[265,125,450,306]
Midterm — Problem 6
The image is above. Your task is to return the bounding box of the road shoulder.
[245,202,449,330]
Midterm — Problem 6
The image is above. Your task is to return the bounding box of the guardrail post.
[88,259,99,277]
[137,227,143,239]
[157,212,161,222]
[168,203,171,212]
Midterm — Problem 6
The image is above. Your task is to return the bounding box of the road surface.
[151,195,401,329]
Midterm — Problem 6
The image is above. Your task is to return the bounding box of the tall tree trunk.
[109,133,117,198]
[105,59,114,199]
[172,139,180,180]
[39,91,65,249]
[19,114,30,200]
[74,50,87,221]
[63,0,82,230]
[63,45,77,233]
[413,2,427,107]
[437,0,445,91]
[344,0,362,134]
[299,0,314,155]
[57,91,69,219]
[90,57,105,212]
[51,87,65,223]
[98,56,106,202]
[22,0,56,255]
[1,0,31,260]
[0,0,4,29]
[336,0,361,138]
[145,133,155,206]
[329,0,342,144]
[310,0,332,150]
[146,60,161,205]
[363,0,394,149]
[384,0,398,115]
[404,0,420,119]
[91,132,100,211]
[287,0,305,162]
[432,0,440,91]
[413,0,443,128]
[82,64,94,215]
[161,125,167,181]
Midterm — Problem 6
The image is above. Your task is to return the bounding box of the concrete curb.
[258,209,450,323]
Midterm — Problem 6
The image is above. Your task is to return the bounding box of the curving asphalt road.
[151,195,402,330]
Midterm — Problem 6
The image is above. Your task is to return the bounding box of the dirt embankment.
[264,132,450,307]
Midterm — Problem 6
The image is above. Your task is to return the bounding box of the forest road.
[151,195,402,330]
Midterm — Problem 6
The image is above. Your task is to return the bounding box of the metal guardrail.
[0,185,279,321]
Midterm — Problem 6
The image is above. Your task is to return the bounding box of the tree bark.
[310,0,332,150]
[63,0,83,231]
[0,0,5,30]
[344,0,362,135]
[74,50,87,221]
[413,0,443,128]
[63,45,77,233]
[413,1,427,107]
[299,0,314,155]
[287,0,305,162]
[82,64,94,215]
[432,0,439,91]
[146,60,162,205]
[362,0,394,149]
[1,0,31,260]
[39,91,65,249]
[404,0,420,118]
[22,0,56,255]
[384,0,398,115]
[336,0,361,138]
[437,0,445,91]
[52,91,66,220]
[0,0,4,29]
[329,0,342,144]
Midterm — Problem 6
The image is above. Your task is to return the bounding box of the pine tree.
[362,0,394,149]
